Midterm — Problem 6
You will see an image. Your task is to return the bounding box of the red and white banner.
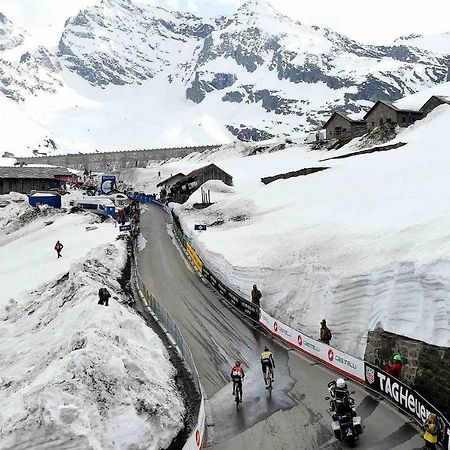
[259,309,365,382]
[183,398,206,450]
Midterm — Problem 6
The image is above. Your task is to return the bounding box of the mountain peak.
[236,0,278,17]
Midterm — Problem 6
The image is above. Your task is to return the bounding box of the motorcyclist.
[328,378,355,417]
[230,361,245,402]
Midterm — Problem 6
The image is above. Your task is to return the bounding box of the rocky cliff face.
[0,12,25,51]
[0,0,449,149]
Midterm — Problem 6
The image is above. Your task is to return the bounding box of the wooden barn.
[0,166,72,195]
[169,164,232,203]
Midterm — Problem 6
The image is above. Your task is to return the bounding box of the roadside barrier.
[132,237,205,449]
[130,192,450,449]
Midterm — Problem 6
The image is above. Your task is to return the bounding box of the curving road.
[137,203,423,449]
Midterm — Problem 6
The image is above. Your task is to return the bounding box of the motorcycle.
[325,382,363,447]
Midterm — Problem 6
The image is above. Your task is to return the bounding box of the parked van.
[74,197,116,218]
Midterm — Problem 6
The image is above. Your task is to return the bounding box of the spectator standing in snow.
[98,287,111,306]
[251,284,262,307]
[320,319,332,345]
[54,240,63,258]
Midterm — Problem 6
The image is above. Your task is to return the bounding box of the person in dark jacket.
[384,354,403,379]
[54,240,63,258]
[251,284,262,307]
[98,287,111,306]
[320,319,332,345]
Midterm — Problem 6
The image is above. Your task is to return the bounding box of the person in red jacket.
[54,240,64,258]
[384,354,403,379]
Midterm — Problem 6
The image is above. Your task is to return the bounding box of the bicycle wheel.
[235,391,240,410]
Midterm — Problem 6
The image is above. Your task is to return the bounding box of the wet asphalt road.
[137,204,424,449]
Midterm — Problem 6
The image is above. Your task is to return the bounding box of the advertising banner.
[259,309,365,382]
[183,398,206,450]
[100,175,117,194]
[364,363,450,449]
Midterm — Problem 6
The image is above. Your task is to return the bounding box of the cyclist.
[231,361,245,402]
[261,346,275,387]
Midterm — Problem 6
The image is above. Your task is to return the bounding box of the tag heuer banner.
[364,363,450,449]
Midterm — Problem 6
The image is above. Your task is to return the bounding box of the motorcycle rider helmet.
[393,354,402,362]
[235,360,241,366]
[334,378,348,400]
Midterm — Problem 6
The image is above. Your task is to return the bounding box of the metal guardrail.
[134,251,200,393]
[131,192,450,447]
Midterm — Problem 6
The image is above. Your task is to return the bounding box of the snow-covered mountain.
[0,0,449,155]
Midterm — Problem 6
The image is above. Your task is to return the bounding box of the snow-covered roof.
[156,173,185,187]
[176,164,232,185]
[0,166,72,179]
[363,100,422,119]
[323,111,366,128]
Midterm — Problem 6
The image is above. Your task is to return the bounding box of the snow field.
[0,200,185,449]
[134,103,450,357]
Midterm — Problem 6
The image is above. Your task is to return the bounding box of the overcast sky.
[1,0,449,45]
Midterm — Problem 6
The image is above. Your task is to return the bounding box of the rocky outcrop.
[226,125,275,141]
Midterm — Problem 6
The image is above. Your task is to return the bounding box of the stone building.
[0,166,72,195]
[420,95,450,117]
[364,100,423,131]
[322,111,366,140]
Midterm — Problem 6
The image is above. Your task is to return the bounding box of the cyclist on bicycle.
[231,360,245,402]
[261,346,275,387]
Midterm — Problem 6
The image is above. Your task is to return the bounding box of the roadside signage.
[365,363,450,449]
[194,224,207,231]
[119,224,132,232]
[259,309,365,382]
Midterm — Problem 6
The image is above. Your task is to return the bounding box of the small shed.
[420,95,450,117]
[364,101,423,131]
[322,112,366,140]
[29,192,62,208]
[0,166,73,195]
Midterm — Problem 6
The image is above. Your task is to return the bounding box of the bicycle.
[265,367,274,397]
[234,381,243,410]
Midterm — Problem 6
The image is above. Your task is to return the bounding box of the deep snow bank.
[0,201,185,449]
[168,105,450,357]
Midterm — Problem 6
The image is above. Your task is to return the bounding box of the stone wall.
[365,329,450,418]
[16,145,221,171]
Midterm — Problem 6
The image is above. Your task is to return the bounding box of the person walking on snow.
[251,284,262,307]
[98,287,111,306]
[320,319,332,345]
[54,240,63,258]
